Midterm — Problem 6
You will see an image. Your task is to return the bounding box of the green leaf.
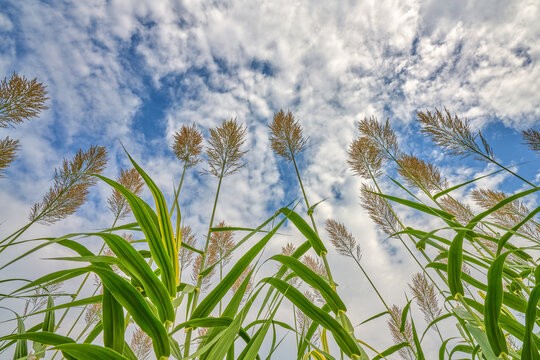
[400,299,412,334]
[84,322,103,344]
[102,288,125,354]
[449,187,540,296]
[464,324,498,360]
[123,149,179,290]
[496,205,540,256]
[94,233,174,323]
[88,265,170,359]
[270,255,346,313]
[372,342,409,360]
[260,277,362,357]
[191,217,285,319]
[433,169,504,200]
[14,316,27,360]
[484,252,510,356]
[279,208,327,256]
[169,317,233,335]
[42,295,55,333]
[522,284,540,360]
[371,192,455,221]
[237,300,281,360]
[205,295,257,360]
[410,317,425,360]
[2,332,75,346]
[438,338,455,360]
[420,313,452,342]
[93,173,176,296]
[448,232,466,297]
[53,343,129,360]
[200,213,280,278]
[198,269,257,360]
[358,311,389,326]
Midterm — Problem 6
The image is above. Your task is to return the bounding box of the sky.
[0,0,539,359]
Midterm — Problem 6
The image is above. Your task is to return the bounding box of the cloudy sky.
[1,0,539,358]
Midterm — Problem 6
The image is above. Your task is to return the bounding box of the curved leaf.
[95,233,174,323]
[260,277,362,357]
[93,174,176,296]
[279,208,327,256]
[88,265,170,359]
[270,254,346,313]
[522,284,540,360]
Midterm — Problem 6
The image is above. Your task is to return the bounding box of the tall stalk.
[183,168,224,357]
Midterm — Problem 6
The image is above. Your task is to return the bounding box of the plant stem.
[169,164,187,216]
[183,167,225,357]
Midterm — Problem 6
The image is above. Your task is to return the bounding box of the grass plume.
[439,196,474,225]
[397,154,447,192]
[269,109,308,161]
[387,305,415,360]
[408,272,441,323]
[0,73,48,128]
[179,226,197,272]
[29,145,108,224]
[0,137,20,177]
[360,183,400,237]
[357,117,399,158]
[472,188,539,240]
[206,118,248,177]
[130,327,153,360]
[418,108,494,162]
[325,219,361,261]
[172,123,204,167]
[522,128,540,154]
[107,168,144,220]
[209,221,235,267]
[347,136,384,179]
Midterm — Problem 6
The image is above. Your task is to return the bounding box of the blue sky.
[1,0,539,358]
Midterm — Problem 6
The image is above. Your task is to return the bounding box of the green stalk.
[169,163,187,217]
[183,167,225,358]
[290,153,336,289]
[289,151,362,351]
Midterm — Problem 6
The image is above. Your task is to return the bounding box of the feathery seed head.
[347,136,384,179]
[29,145,108,224]
[357,117,399,158]
[387,305,415,360]
[269,109,308,161]
[0,137,20,177]
[281,242,296,256]
[206,118,248,177]
[231,266,253,299]
[360,183,400,237]
[107,168,144,220]
[408,273,441,323]
[209,221,235,266]
[439,196,474,225]
[130,327,152,360]
[397,154,447,192]
[325,219,361,260]
[522,128,540,154]
[0,73,49,128]
[418,108,494,161]
[85,303,102,324]
[302,255,327,278]
[172,123,203,167]
[179,226,197,271]
[296,290,319,343]
[472,188,538,240]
